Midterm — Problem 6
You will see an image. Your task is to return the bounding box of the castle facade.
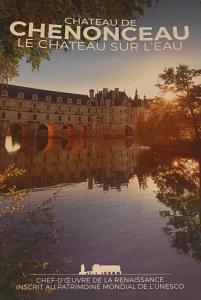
[0,85,150,138]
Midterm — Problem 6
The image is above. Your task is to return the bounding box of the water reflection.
[1,135,143,190]
[0,165,74,299]
[5,135,21,153]
[136,149,201,262]
[0,135,201,299]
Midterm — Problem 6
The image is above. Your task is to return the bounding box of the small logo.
[79,264,122,275]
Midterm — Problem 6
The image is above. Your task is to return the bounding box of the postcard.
[0,0,201,299]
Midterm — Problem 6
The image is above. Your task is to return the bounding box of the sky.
[11,0,201,98]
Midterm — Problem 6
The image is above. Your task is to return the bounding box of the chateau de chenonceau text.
[10,18,190,51]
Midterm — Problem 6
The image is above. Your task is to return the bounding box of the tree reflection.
[156,158,201,261]
[137,149,201,261]
[0,164,74,299]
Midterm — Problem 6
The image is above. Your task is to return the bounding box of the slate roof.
[0,84,146,107]
[95,90,128,106]
[0,84,90,105]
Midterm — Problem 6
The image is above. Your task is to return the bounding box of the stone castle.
[0,84,151,138]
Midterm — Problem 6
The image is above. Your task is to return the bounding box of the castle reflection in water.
[0,134,148,191]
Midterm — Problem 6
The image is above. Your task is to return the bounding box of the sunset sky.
[11,0,201,98]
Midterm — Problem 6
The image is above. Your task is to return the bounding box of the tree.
[0,0,157,83]
[157,65,201,141]
[135,99,181,144]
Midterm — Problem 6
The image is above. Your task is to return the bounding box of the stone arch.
[38,123,57,138]
[5,122,28,153]
[125,125,134,136]
[80,125,87,137]
[67,124,74,137]
[62,125,68,140]
[9,122,29,138]
[42,138,58,152]
[37,135,48,151]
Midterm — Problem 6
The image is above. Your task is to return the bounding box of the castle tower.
[134,89,139,101]
[89,89,95,100]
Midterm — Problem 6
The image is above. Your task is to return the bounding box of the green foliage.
[158,64,201,92]
[0,0,157,82]
[0,165,73,299]
[137,149,201,261]
[136,99,182,144]
[157,65,201,140]
[155,158,201,261]
[136,65,201,143]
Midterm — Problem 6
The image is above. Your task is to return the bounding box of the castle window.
[17,92,24,99]
[57,97,62,103]
[78,116,82,122]
[68,116,71,121]
[67,98,72,104]
[77,99,81,105]
[1,90,8,97]
[59,115,62,122]
[18,113,21,120]
[33,114,37,121]
[32,94,38,100]
[87,100,91,105]
[88,108,91,113]
[46,95,52,102]
[1,112,5,119]
[88,116,91,122]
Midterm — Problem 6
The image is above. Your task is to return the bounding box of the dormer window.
[67,98,72,104]
[77,99,81,105]
[46,95,52,102]
[87,100,91,105]
[32,94,38,100]
[17,92,24,99]
[1,90,8,97]
[57,97,62,103]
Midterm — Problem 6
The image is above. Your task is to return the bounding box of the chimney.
[89,89,95,100]
[115,88,119,94]
[103,88,108,96]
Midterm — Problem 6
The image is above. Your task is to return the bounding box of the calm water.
[0,135,201,300]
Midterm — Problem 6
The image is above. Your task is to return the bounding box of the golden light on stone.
[163,91,177,101]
